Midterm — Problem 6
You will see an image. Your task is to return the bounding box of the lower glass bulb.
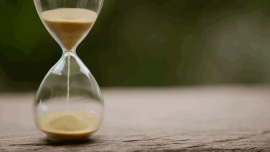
[33,51,104,141]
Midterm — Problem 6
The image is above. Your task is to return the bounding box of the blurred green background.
[1,0,270,92]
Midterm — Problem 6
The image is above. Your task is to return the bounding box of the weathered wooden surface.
[1,86,270,151]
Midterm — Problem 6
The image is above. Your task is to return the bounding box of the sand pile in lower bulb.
[37,110,100,139]
[48,114,89,131]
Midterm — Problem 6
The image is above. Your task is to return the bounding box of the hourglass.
[33,0,104,141]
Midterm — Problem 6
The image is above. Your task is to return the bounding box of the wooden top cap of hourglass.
[41,8,97,51]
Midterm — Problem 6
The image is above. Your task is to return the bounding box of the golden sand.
[37,110,100,140]
[41,8,97,50]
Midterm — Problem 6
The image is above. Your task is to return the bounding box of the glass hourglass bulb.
[33,0,104,141]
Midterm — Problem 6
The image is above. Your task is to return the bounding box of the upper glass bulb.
[33,0,104,141]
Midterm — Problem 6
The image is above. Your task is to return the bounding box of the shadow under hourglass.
[40,137,98,147]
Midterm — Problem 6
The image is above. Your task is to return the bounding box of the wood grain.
[1,85,270,151]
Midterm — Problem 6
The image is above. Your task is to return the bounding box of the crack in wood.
[123,137,160,143]
[140,143,170,147]
[185,144,206,148]
[123,140,139,142]
[261,130,270,135]
[213,132,267,143]
[170,142,183,145]
[174,139,190,141]
[215,136,251,143]
[157,148,246,152]
[207,130,270,145]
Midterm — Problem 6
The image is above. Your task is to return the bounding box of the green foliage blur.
[1,0,270,91]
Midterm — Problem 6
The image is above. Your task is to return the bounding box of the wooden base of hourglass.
[37,8,100,140]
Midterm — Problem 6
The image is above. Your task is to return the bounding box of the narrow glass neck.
[62,47,76,54]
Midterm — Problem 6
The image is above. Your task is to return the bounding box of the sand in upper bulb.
[41,8,97,50]
[38,110,101,140]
